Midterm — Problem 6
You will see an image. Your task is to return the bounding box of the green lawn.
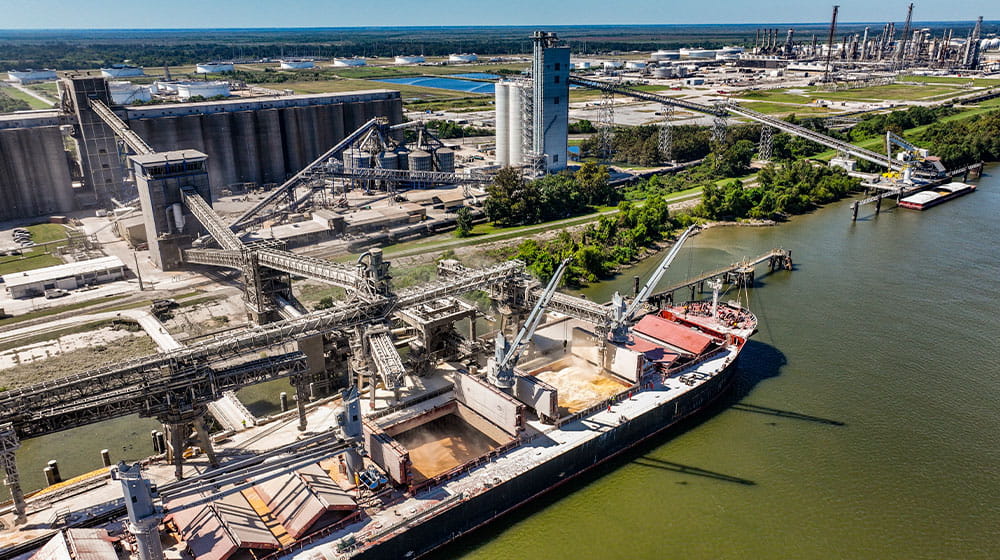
[0,86,53,109]
[26,224,69,244]
[806,83,964,102]
[738,101,833,116]
[899,75,1000,87]
[0,252,62,275]
[738,90,815,104]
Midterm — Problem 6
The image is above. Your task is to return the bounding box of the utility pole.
[133,250,144,291]
[823,5,840,83]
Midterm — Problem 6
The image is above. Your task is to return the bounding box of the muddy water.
[435,166,1000,560]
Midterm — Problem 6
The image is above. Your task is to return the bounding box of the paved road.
[0,307,180,351]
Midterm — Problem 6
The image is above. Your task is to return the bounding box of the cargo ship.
[14,229,762,560]
[898,181,976,210]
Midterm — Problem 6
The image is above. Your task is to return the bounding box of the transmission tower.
[758,125,774,161]
[658,104,674,162]
[711,101,728,144]
[597,88,615,162]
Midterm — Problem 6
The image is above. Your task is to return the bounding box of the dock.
[647,248,793,306]
[850,162,984,221]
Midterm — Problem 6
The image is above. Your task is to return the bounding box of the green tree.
[454,207,473,238]
[574,162,616,206]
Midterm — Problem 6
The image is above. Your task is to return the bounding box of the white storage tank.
[651,50,680,61]
[101,65,144,78]
[6,69,57,84]
[625,61,646,70]
[435,148,455,173]
[653,67,674,78]
[279,59,315,69]
[449,54,478,63]
[332,58,367,67]
[494,81,510,166]
[176,81,230,100]
[196,62,234,74]
[509,82,524,166]
[394,55,426,65]
[108,81,152,105]
[602,60,624,69]
[571,61,592,69]
[408,150,432,171]
[685,49,717,59]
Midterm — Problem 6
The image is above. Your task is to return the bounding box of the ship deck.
[286,347,739,559]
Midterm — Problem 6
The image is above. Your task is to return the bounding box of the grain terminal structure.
[0,77,402,220]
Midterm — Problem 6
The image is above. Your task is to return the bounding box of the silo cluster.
[493,80,528,167]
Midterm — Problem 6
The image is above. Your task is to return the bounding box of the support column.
[164,423,185,480]
[191,415,219,468]
[294,378,308,431]
[0,423,26,525]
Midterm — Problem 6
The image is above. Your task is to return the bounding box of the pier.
[647,249,793,306]
[850,162,984,221]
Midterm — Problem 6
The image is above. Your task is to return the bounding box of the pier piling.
[101,449,111,467]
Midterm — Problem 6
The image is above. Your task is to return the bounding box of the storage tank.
[101,65,144,78]
[196,62,234,73]
[376,150,398,170]
[653,67,674,78]
[602,61,624,69]
[394,55,426,65]
[435,148,455,173]
[449,54,478,63]
[571,61,592,69]
[347,149,371,169]
[332,58,367,67]
[625,61,646,70]
[509,83,524,166]
[651,50,680,61]
[108,81,152,105]
[176,81,230,100]
[408,150,432,171]
[494,81,510,166]
[395,146,410,170]
[279,59,315,69]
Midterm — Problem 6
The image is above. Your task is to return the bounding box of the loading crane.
[609,225,699,344]
[884,131,946,182]
[486,258,571,390]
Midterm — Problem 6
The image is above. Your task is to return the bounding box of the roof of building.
[432,190,467,204]
[31,529,118,560]
[2,256,125,289]
[633,314,714,355]
[269,219,328,240]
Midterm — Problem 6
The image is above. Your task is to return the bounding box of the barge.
[898,181,976,210]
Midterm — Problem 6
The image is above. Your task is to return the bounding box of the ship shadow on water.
[424,340,799,559]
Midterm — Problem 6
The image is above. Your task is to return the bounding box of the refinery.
[0,5,998,560]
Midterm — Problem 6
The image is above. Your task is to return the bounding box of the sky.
[0,0,993,29]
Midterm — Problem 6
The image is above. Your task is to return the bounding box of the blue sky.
[0,0,993,29]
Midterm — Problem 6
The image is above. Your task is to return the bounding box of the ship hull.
[355,357,740,559]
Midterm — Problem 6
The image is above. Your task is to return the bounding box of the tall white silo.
[509,82,524,167]
[494,81,510,166]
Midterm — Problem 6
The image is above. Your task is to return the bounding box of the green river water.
[7,168,999,559]
[432,168,1000,560]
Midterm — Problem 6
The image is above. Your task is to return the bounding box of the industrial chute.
[609,224,700,344]
[486,258,571,390]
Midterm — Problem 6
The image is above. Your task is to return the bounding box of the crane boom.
[610,225,699,343]
[487,258,571,389]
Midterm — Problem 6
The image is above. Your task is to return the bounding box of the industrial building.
[494,32,569,172]
[1,255,126,298]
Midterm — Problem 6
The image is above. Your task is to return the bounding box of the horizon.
[1,0,995,31]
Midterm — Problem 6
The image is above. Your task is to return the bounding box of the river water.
[431,168,1000,560]
[7,170,999,559]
